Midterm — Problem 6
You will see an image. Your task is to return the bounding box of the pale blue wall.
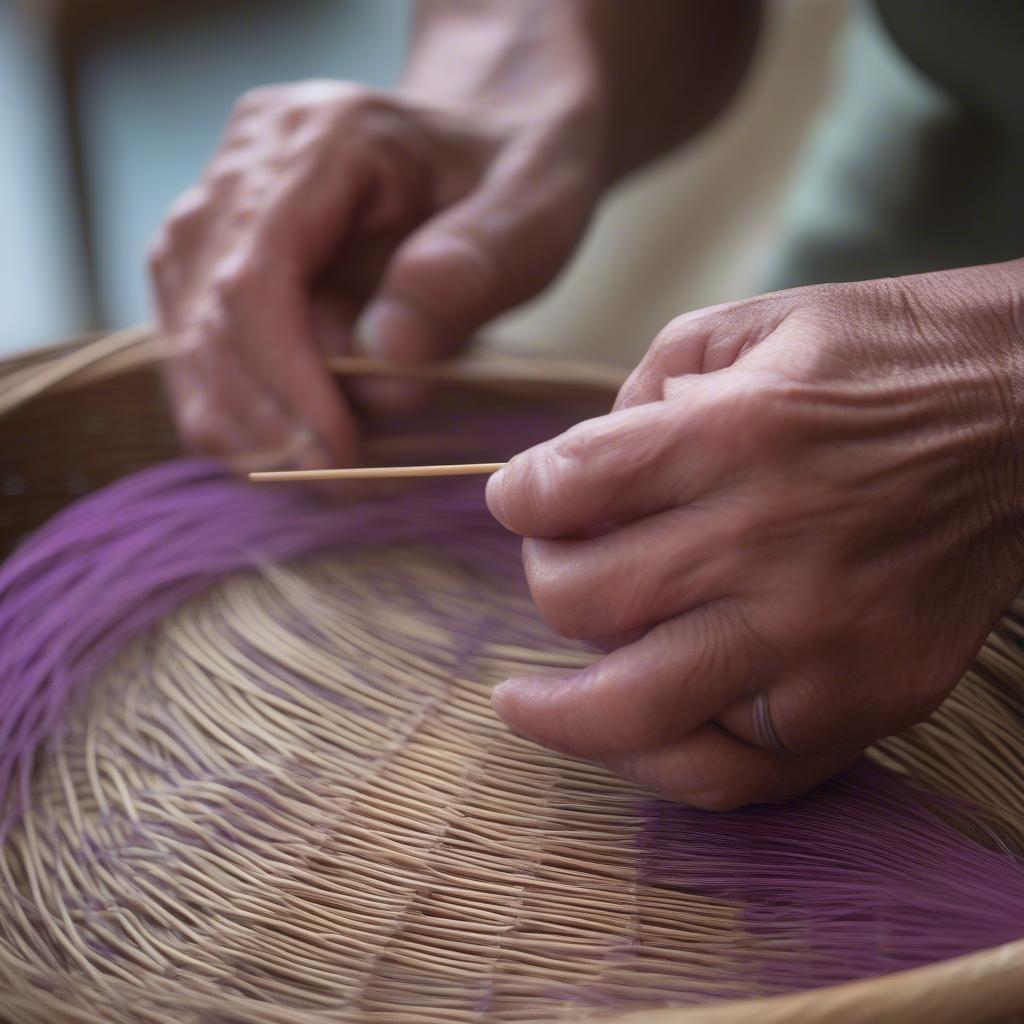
[0,0,408,355]
[0,5,88,353]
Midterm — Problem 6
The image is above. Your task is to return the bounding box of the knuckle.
[549,418,606,470]
[163,214,192,246]
[206,160,245,190]
[177,395,219,452]
[298,78,366,105]
[679,605,751,686]
[289,81,389,135]
[522,540,587,638]
[748,581,826,664]
[163,188,209,240]
[335,82,384,117]
[654,312,698,350]
[209,259,260,309]
[644,307,721,380]
[389,233,492,316]
[385,238,448,298]
[232,80,379,123]
[653,310,698,347]
[703,379,797,462]
[334,83,394,127]
[231,85,277,120]
[167,184,207,219]
[503,446,571,536]
[643,319,691,376]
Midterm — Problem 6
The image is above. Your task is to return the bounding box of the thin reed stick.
[325,353,627,391]
[18,328,627,409]
[249,463,505,483]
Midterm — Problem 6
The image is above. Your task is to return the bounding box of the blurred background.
[1,0,953,364]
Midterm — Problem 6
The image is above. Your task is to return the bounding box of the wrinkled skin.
[487,264,1024,809]
[150,80,599,472]
[149,2,756,473]
[150,2,1024,809]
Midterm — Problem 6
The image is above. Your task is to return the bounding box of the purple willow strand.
[0,456,522,835]
[5,446,1024,997]
[637,760,1024,989]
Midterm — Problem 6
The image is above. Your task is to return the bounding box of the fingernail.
[355,298,429,362]
[491,680,531,737]
[484,464,509,526]
[354,302,391,358]
[297,439,334,473]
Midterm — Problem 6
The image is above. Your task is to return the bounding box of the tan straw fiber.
[1,330,1023,1024]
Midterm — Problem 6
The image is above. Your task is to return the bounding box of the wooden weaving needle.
[249,463,505,483]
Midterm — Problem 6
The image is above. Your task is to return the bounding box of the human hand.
[486,262,1024,808]
[149,79,600,471]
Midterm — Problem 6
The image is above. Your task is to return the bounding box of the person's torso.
[765,0,1023,291]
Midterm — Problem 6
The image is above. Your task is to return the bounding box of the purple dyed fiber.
[638,760,1024,988]
[2,433,1023,995]
[0,455,522,835]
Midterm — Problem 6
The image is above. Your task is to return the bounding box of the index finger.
[485,397,727,539]
[204,204,364,464]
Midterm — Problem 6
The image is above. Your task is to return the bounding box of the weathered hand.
[487,263,1024,808]
[149,80,598,471]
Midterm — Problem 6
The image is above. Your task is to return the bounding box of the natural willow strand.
[1,458,1024,1023]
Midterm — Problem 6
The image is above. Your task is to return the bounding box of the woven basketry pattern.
[1,331,1023,1024]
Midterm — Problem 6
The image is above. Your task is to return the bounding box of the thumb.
[356,172,591,364]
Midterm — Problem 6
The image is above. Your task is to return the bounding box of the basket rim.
[0,325,630,424]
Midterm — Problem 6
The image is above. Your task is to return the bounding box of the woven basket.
[2,329,1024,1024]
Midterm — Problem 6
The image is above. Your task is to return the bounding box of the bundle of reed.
[1,330,1023,1024]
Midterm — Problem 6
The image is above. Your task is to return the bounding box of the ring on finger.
[753,690,788,755]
